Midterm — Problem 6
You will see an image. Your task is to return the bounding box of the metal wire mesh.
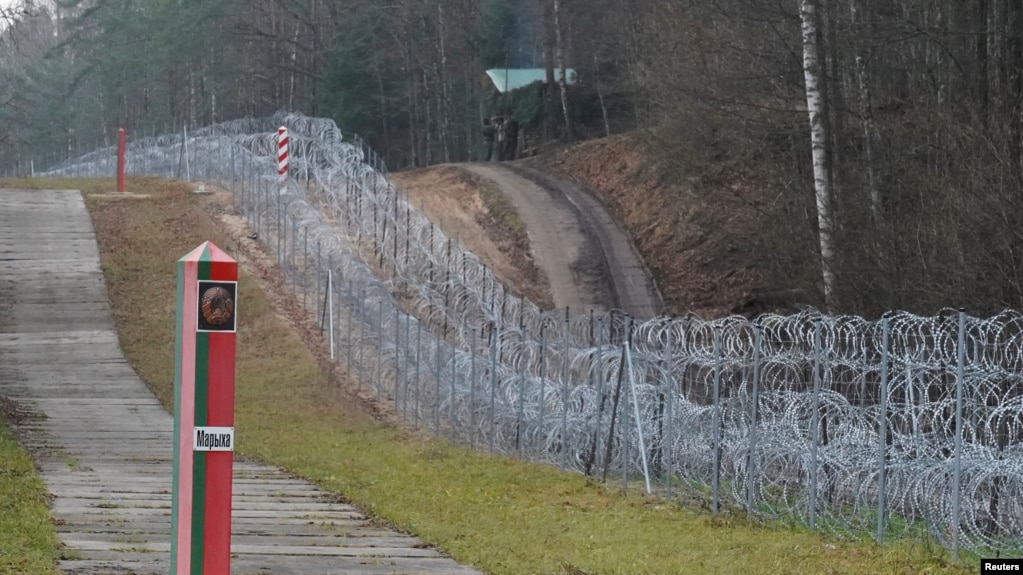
[39,113,1023,557]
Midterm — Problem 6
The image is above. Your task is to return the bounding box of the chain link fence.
[39,113,1023,558]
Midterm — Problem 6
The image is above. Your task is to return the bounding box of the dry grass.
[0,176,979,575]
[531,137,769,317]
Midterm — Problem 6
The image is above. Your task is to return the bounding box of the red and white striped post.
[171,242,237,575]
[117,128,126,193]
[277,126,289,182]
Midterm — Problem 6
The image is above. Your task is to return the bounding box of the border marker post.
[277,126,289,182]
[171,241,238,575]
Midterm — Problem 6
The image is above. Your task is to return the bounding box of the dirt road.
[463,163,663,318]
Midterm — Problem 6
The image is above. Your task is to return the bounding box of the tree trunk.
[288,22,299,110]
[554,0,573,141]
[309,0,319,114]
[800,0,835,308]
[188,71,197,129]
[372,36,391,164]
[821,0,842,206]
[850,0,880,222]
[978,0,989,127]
[271,0,280,107]
[595,55,610,137]
[1006,0,1023,178]
[540,0,556,140]
[405,31,420,167]
[988,0,1003,123]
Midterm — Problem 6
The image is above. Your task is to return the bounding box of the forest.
[3,0,1023,317]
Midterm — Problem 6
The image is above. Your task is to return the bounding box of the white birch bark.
[800,0,835,307]
[553,0,573,141]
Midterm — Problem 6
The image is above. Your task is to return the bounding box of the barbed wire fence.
[37,113,1023,559]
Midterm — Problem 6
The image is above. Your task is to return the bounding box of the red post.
[171,242,237,575]
[117,128,126,193]
[277,127,289,182]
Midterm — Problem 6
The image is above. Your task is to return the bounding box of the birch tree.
[799,0,835,308]
[553,0,573,141]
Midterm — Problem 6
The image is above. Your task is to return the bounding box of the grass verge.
[0,398,60,575]
[2,176,976,575]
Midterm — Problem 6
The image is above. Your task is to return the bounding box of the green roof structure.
[485,68,578,93]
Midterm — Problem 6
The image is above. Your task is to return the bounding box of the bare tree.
[799,0,835,308]
[553,0,572,141]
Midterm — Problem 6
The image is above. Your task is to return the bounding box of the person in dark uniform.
[482,117,496,161]
[502,117,519,161]
[493,115,506,161]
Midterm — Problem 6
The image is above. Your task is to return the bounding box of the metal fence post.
[489,326,499,452]
[625,338,652,494]
[712,328,722,514]
[622,316,633,491]
[356,290,366,391]
[435,328,443,435]
[395,306,402,412]
[402,311,411,418]
[316,240,323,322]
[346,281,354,375]
[809,317,822,530]
[537,324,547,460]
[747,324,761,516]
[664,319,675,496]
[328,269,335,362]
[375,300,383,401]
[414,319,422,428]
[562,307,570,468]
[516,324,527,454]
[585,317,606,477]
[876,315,890,544]
[303,227,308,308]
[290,212,297,289]
[451,322,460,440]
[469,326,477,449]
[952,309,966,560]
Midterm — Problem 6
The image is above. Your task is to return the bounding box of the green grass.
[1,176,979,574]
[0,402,60,575]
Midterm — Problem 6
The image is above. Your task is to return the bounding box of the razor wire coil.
[38,112,1023,557]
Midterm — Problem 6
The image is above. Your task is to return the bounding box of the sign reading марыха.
[193,427,234,452]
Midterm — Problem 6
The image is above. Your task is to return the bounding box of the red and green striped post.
[172,241,237,575]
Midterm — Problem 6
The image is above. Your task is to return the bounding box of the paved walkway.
[0,189,483,575]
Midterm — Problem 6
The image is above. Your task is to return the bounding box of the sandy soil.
[504,163,664,319]
[390,165,553,308]
[461,163,605,313]
[395,162,663,318]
